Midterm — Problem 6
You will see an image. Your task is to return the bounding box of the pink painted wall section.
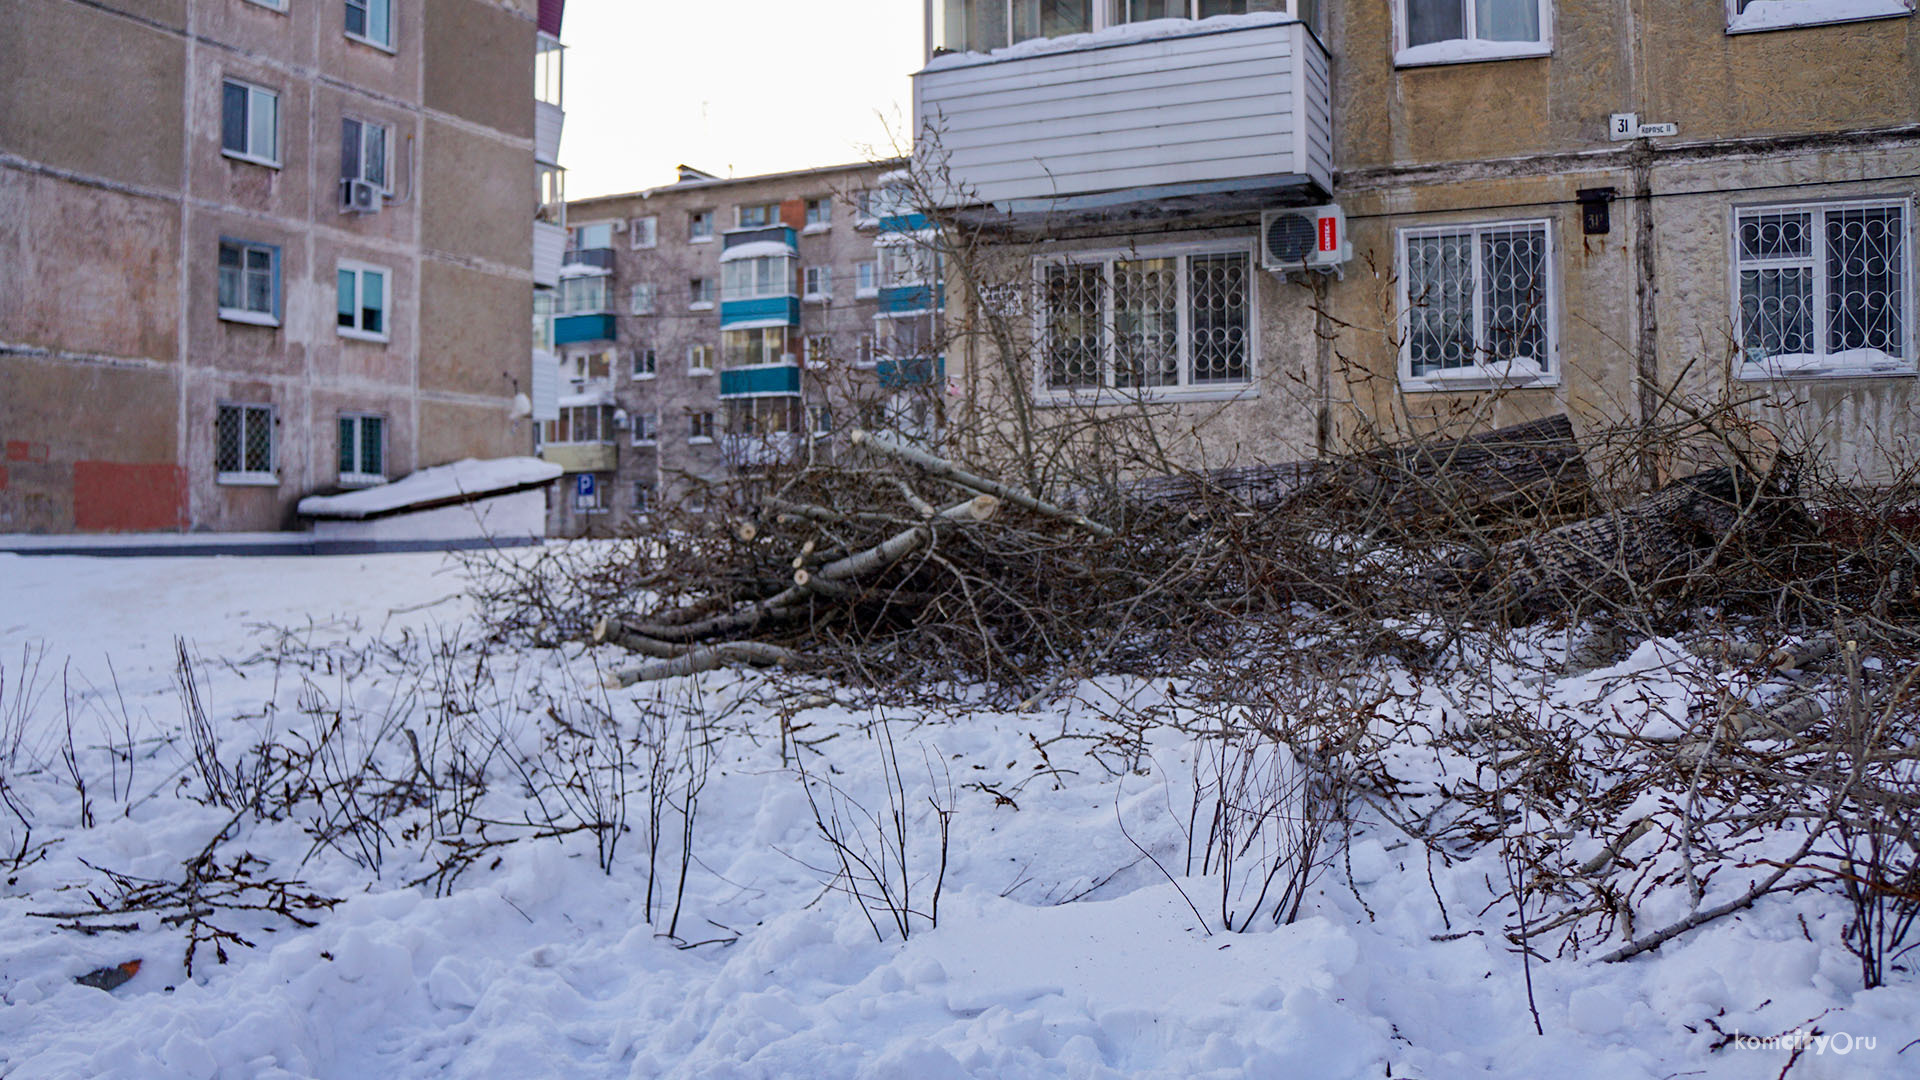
[72,461,189,533]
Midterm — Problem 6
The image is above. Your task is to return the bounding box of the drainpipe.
[1632,141,1658,488]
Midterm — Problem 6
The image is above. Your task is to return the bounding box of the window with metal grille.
[221,79,279,165]
[336,262,388,339]
[218,240,279,323]
[1399,220,1555,386]
[1737,199,1912,376]
[1035,244,1253,396]
[215,403,275,482]
[338,413,385,483]
[344,0,393,49]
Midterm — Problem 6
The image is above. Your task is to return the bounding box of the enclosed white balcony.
[914,6,1331,225]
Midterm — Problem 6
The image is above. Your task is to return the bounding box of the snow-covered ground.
[0,549,1913,1078]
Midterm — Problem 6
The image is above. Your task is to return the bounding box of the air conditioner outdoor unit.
[342,178,383,214]
[1260,205,1349,272]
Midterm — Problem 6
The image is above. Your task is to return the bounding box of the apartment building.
[0,0,556,534]
[543,160,946,535]
[915,1,1920,479]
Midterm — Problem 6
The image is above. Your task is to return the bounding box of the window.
[690,210,714,242]
[736,203,778,229]
[856,261,878,297]
[344,0,394,49]
[723,326,791,367]
[542,404,616,444]
[688,344,714,374]
[215,403,275,483]
[631,411,660,446]
[809,405,833,436]
[857,333,876,366]
[220,79,279,166]
[1396,0,1550,64]
[935,2,1312,53]
[726,397,799,437]
[880,244,937,289]
[335,262,389,340]
[338,413,385,483]
[804,265,833,300]
[218,239,280,325]
[1399,220,1556,388]
[558,275,610,314]
[630,216,658,249]
[630,283,656,315]
[245,0,289,10]
[1736,199,1912,377]
[340,118,389,190]
[806,334,834,364]
[689,411,715,443]
[633,480,654,516]
[633,348,657,378]
[689,277,715,308]
[721,255,796,301]
[1727,0,1914,34]
[805,198,832,230]
[1036,244,1255,397]
[569,222,614,252]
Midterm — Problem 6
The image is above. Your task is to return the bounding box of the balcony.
[562,246,614,273]
[723,432,804,468]
[876,354,945,390]
[540,443,616,473]
[535,100,563,166]
[553,312,615,345]
[722,225,797,251]
[719,364,801,398]
[533,222,565,288]
[879,283,942,316]
[914,16,1331,227]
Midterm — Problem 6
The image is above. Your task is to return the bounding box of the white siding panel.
[916,21,1329,207]
[532,221,565,288]
[534,101,563,166]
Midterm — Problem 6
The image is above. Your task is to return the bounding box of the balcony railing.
[914,16,1331,217]
[562,246,614,272]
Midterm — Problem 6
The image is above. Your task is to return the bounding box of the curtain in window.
[1475,0,1540,42]
[1045,263,1104,389]
[1189,252,1250,383]
[1826,206,1905,356]
[1406,0,1465,46]
[1112,258,1179,388]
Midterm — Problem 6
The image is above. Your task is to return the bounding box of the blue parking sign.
[575,472,597,507]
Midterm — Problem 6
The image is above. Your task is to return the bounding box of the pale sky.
[558,1,925,199]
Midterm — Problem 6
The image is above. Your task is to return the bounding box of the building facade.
[544,160,947,535]
[0,0,554,534]
[916,0,1920,481]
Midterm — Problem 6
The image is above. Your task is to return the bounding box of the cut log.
[605,641,800,687]
[1445,459,1806,624]
[853,429,1114,537]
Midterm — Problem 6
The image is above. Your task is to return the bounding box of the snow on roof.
[719,240,797,263]
[922,11,1293,72]
[558,386,616,408]
[298,457,563,519]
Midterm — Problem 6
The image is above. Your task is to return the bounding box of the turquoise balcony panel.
[553,312,616,345]
[876,355,944,390]
[719,365,801,397]
[879,284,942,315]
[719,296,800,329]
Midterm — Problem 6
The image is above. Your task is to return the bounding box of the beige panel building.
[0,0,551,534]
[547,160,942,536]
[915,0,1920,482]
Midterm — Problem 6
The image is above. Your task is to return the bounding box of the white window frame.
[630,283,657,316]
[804,265,833,302]
[1394,0,1553,67]
[937,2,1320,55]
[633,348,657,379]
[218,238,280,326]
[688,277,715,310]
[244,0,288,14]
[631,410,660,446]
[337,412,387,486]
[557,275,611,315]
[808,404,833,437]
[633,479,654,517]
[1032,239,1261,405]
[630,215,658,249]
[1726,0,1914,35]
[344,0,396,51]
[1731,196,1915,380]
[804,198,832,233]
[688,344,714,376]
[220,78,280,167]
[855,261,878,298]
[689,411,715,443]
[215,402,277,485]
[736,203,778,229]
[690,210,715,243]
[336,261,391,342]
[721,255,797,302]
[340,116,391,193]
[1396,218,1560,392]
